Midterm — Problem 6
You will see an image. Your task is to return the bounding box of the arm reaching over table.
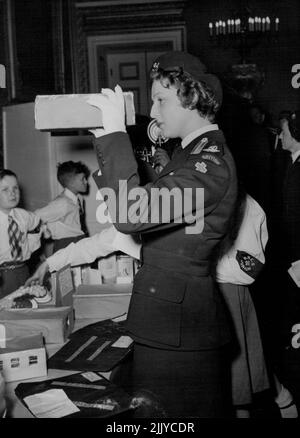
[25,225,141,285]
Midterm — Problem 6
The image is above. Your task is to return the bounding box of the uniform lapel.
[157,134,211,179]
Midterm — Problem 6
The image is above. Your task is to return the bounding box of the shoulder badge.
[190,137,209,155]
[195,161,207,173]
[201,153,220,165]
[202,144,220,153]
[236,250,264,279]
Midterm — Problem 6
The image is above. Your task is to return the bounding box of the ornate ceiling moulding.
[74,1,187,32]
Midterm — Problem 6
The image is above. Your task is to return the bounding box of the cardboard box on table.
[73,253,135,319]
[73,283,132,320]
[0,265,75,345]
[0,334,47,383]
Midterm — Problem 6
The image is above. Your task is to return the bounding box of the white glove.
[87,85,126,138]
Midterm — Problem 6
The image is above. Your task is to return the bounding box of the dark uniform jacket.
[93,129,237,351]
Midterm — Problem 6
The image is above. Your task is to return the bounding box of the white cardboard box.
[98,254,117,284]
[0,334,47,383]
[116,255,134,284]
[35,92,135,130]
[0,265,75,345]
[0,307,74,345]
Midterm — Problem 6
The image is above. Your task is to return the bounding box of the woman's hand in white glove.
[87,85,126,138]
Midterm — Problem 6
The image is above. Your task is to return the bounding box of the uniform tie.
[8,215,23,260]
[78,198,88,235]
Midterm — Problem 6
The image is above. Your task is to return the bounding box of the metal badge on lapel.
[203,145,220,153]
[195,162,207,173]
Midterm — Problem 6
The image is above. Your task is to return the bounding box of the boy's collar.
[64,188,78,203]
[0,207,13,218]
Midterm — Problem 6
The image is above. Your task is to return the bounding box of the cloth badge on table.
[47,319,133,372]
[236,250,264,279]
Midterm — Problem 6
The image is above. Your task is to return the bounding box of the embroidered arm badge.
[236,250,264,279]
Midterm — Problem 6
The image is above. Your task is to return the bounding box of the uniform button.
[149,286,156,294]
[101,159,106,165]
[98,152,103,158]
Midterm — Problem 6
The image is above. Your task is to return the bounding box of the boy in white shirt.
[35,161,90,252]
[0,169,45,298]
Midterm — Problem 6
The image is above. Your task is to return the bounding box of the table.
[5,284,132,418]
[5,283,132,418]
[5,317,116,418]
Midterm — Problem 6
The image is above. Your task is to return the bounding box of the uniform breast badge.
[195,162,207,173]
[201,154,220,165]
[203,145,220,153]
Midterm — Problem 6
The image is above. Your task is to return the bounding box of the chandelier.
[208,7,280,63]
[208,7,279,101]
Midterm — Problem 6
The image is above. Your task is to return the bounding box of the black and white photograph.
[0,0,300,426]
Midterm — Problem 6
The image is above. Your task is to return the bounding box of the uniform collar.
[181,124,219,149]
[64,188,78,204]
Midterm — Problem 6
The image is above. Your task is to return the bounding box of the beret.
[152,51,223,106]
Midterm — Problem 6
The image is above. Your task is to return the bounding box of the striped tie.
[8,215,23,260]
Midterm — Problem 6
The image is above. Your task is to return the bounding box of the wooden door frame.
[87,28,186,93]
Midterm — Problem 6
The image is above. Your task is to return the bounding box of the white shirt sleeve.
[47,226,119,272]
[23,210,41,231]
[35,198,68,223]
[24,211,42,254]
[216,195,268,285]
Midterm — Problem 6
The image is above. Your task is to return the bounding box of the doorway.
[87,29,185,115]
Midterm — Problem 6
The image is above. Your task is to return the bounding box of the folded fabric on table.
[48,319,133,372]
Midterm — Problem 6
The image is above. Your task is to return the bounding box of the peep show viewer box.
[73,284,132,319]
[35,92,135,130]
[0,265,75,345]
